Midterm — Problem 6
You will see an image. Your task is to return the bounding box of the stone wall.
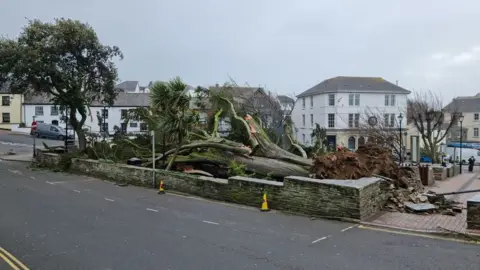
[34,151,388,221]
[432,166,447,181]
[467,194,480,230]
[447,165,460,178]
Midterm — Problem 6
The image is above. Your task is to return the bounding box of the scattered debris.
[404,202,438,212]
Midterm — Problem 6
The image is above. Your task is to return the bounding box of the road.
[0,161,479,270]
[0,131,63,156]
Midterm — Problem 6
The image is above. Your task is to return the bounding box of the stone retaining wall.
[34,151,388,221]
[467,194,480,230]
[432,166,447,181]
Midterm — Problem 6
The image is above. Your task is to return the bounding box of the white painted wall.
[291,91,408,145]
[23,105,146,134]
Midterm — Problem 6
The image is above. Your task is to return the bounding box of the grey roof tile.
[115,81,139,92]
[277,95,295,104]
[444,95,480,113]
[297,76,411,97]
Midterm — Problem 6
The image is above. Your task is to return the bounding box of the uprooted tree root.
[312,143,412,187]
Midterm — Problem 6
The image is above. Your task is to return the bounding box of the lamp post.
[65,107,68,153]
[459,114,464,174]
[398,113,404,163]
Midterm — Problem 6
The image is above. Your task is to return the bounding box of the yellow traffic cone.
[260,192,270,212]
[158,180,165,194]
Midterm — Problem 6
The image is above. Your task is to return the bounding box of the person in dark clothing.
[468,156,475,172]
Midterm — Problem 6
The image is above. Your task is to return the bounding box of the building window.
[102,109,109,119]
[474,128,479,138]
[390,95,396,106]
[348,136,356,150]
[310,114,314,127]
[2,96,10,106]
[355,113,360,127]
[302,134,306,143]
[302,114,305,127]
[384,114,395,127]
[2,113,10,123]
[129,122,138,128]
[121,109,128,119]
[121,123,127,133]
[310,96,313,108]
[302,97,305,109]
[348,113,360,128]
[384,95,389,106]
[51,106,59,116]
[328,114,335,128]
[101,123,109,132]
[475,113,479,121]
[349,94,360,106]
[140,122,148,131]
[51,120,59,126]
[328,94,335,106]
[384,114,389,126]
[35,106,44,116]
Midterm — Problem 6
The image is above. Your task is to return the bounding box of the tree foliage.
[0,18,123,150]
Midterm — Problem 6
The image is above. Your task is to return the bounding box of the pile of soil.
[311,143,406,186]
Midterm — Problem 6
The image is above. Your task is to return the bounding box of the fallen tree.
[141,96,311,179]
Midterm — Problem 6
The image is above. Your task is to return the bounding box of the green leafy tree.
[0,18,123,150]
[124,77,200,170]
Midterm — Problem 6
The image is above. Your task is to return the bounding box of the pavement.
[371,168,480,235]
[0,161,480,270]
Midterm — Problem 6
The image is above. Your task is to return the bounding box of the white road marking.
[341,225,357,232]
[73,190,81,193]
[312,236,330,244]
[84,189,92,192]
[46,181,55,185]
[30,176,35,179]
[104,198,115,202]
[202,220,219,225]
[146,208,159,212]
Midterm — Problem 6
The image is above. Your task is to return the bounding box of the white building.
[291,76,410,150]
[23,92,150,134]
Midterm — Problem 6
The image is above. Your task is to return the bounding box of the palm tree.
[149,77,199,170]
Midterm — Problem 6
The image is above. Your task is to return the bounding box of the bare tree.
[408,91,459,163]
[358,108,404,160]
[209,80,295,143]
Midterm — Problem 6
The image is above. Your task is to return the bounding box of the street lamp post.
[459,114,464,174]
[398,113,404,163]
[65,107,68,153]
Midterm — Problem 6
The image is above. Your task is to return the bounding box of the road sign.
[31,120,37,131]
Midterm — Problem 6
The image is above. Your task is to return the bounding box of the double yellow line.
[0,247,29,270]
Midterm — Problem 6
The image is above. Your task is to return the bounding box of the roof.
[209,85,264,103]
[297,76,411,97]
[277,95,294,104]
[115,81,139,92]
[23,92,151,107]
[444,95,480,113]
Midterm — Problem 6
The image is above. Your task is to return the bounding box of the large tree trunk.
[171,152,309,178]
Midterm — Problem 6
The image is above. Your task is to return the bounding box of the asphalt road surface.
[0,161,479,270]
[0,131,64,156]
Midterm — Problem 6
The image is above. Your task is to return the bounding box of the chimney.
[396,80,398,85]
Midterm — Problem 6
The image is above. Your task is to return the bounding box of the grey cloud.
[1,0,480,101]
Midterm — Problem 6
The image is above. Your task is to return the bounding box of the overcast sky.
[1,0,480,102]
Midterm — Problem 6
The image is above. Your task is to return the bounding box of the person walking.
[468,156,475,173]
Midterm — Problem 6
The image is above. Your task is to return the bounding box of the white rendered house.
[290,76,410,150]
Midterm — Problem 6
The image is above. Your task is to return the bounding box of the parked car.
[31,123,74,141]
